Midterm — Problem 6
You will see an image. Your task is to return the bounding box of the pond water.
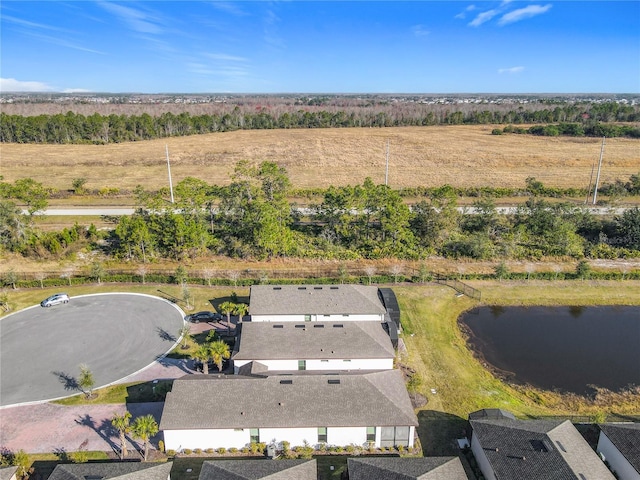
[460,306,640,395]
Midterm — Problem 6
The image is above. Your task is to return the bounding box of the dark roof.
[348,457,468,480]
[379,288,401,326]
[160,370,418,430]
[599,423,640,474]
[233,321,395,361]
[248,285,386,316]
[47,462,173,480]
[198,459,316,480]
[470,417,615,480]
[468,409,516,421]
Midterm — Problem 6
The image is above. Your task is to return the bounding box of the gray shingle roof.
[348,457,469,480]
[233,321,395,361]
[248,285,386,316]
[470,417,615,480]
[160,370,418,431]
[599,423,640,474]
[47,462,173,480]
[0,466,18,480]
[198,459,316,480]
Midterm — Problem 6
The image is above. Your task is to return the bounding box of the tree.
[111,411,132,460]
[494,262,509,281]
[233,303,248,324]
[78,364,95,399]
[219,301,236,333]
[3,270,17,290]
[72,177,88,195]
[12,449,30,478]
[364,265,376,285]
[613,207,640,250]
[89,261,105,284]
[178,325,191,349]
[174,265,188,285]
[576,260,591,280]
[132,414,159,461]
[136,264,148,284]
[209,340,231,372]
[192,344,211,374]
[12,178,48,215]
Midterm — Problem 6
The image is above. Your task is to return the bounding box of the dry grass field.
[3,126,638,192]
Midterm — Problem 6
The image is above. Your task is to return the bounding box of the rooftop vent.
[314,324,325,328]
[330,286,339,290]
[295,325,306,329]
[314,287,323,290]
[556,441,567,453]
[280,379,293,385]
[273,287,282,290]
[272,324,284,328]
[333,324,344,328]
[298,287,307,290]
[328,379,341,384]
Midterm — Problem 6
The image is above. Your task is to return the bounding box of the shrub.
[229,447,239,454]
[183,448,192,455]
[205,448,214,454]
[217,447,226,455]
[166,449,176,457]
[241,447,250,454]
[158,440,165,453]
[194,448,202,454]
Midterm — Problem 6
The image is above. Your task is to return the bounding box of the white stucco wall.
[250,313,383,322]
[597,432,640,480]
[471,434,497,480]
[234,358,393,373]
[163,428,251,451]
[163,425,414,450]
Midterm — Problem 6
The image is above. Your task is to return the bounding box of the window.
[321,359,329,363]
[380,426,410,447]
[250,428,259,443]
[343,359,351,363]
[304,314,311,322]
[367,427,376,442]
[298,360,306,371]
[318,427,327,443]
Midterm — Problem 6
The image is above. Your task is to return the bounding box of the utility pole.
[385,139,390,186]
[166,144,175,204]
[592,137,605,205]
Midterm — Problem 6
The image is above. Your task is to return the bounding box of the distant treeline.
[493,122,640,138]
[1,100,639,144]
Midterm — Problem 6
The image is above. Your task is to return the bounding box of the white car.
[40,293,70,307]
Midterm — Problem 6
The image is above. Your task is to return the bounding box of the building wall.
[233,357,393,373]
[250,313,384,322]
[471,434,497,480]
[597,432,640,480]
[163,425,413,451]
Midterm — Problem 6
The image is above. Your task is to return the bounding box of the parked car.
[185,311,223,323]
[40,293,70,307]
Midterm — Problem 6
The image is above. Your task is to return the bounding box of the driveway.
[0,293,184,406]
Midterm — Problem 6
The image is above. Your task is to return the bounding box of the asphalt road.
[0,293,184,407]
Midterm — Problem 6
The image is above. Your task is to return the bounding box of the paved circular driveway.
[0,293,184,407]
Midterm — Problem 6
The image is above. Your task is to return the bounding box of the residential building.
[597,423,640,480]
[160,370,418,451]
[198,459,316,480]
[232,321,395,373]
[348,457,469,480]
[47,462,172,480]
[248,285,387,322]
[469,411,615,480]
[0,466,18,480]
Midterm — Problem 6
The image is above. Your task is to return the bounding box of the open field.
[3,126,639,192]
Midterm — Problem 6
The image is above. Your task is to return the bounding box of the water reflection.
[459,306,640,395]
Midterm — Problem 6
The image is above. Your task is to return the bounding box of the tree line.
[1,163,639,262]
[493,122,640,138]
[1,100,638,144]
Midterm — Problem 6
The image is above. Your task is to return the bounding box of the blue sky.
[1,1,639,93]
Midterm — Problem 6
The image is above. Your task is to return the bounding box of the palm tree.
[233,303,249,323]
[219,301,236,333]
[111,411,132,460]
[192,344,211,374]
[209,340,231,372]
[178,324,191,349]
[132,414,159,462]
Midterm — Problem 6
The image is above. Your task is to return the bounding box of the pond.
[460,306,640,395]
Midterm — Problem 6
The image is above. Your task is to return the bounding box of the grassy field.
[3,126,639,192]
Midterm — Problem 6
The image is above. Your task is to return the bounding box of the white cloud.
[209,2,248,16]
[412,25,430,37]
[498,66,525,74]
[63,88,92,93]
[98,2,164,34]
[0,78,55,92]
[469,9,500,27]
[205,53,248,62]
[455,4,476,20]
[498,4,552,25]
